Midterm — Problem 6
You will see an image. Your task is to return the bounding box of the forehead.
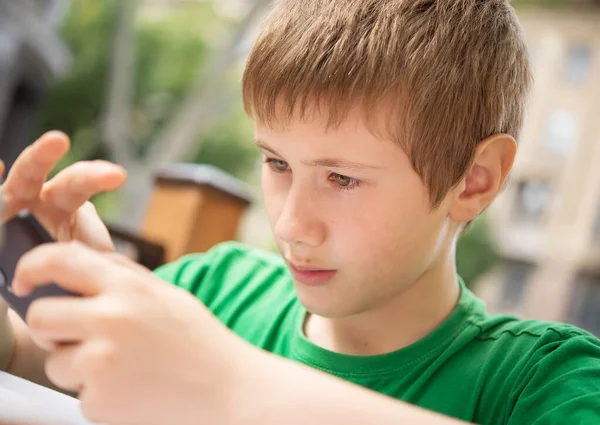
[254,112,411,171]
[255,101,393,142]
[260,95,404,135]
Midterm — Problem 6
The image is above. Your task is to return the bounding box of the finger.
[0,159,5,179]
[106,252,152,275]
[13,242,112,297]
[1,131,70,220]
[45,342,84,393]
[67,202,115,251]
[36,201,116,252]
[39,160,127,216]
[27,297,96,343]
[78,385,106,425]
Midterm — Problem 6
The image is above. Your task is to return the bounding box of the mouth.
[286,260,337,287]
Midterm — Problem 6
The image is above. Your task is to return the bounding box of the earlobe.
[450,134,517,223]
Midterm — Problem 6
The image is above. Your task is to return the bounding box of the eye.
[329,173,361,191]
[265,158,290,173]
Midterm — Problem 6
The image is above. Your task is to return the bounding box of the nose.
[273,183,326,248]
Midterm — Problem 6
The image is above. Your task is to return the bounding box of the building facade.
[476,5,600,335]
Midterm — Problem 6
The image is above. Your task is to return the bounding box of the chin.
[294,285,365,319]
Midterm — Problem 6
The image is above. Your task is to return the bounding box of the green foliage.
[456,215,498,290]
[193,108,258,180]
[38,0,257,180]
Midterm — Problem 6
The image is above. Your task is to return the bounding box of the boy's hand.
[0,131,127,251]
[12,242,246,425]
[0,131,127,372]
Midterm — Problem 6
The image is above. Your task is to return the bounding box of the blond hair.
[243,0,533,207]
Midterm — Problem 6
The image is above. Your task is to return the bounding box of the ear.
[449,134,517,223]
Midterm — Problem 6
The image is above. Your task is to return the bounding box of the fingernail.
[44,130,68,139]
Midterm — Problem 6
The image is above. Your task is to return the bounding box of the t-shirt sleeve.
[151,242,294,347]
[152,241,290,312]
[508,330,600,425]
[152,242,236,304]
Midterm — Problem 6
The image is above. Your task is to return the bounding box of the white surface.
[0,371,98,425]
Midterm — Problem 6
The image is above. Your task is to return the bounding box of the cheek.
[328,201,400,265]
[334,191,438,271]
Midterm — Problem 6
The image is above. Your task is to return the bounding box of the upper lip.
[286,260,335,272]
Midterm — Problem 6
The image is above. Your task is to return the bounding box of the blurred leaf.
[37,0,257,217]
[193,106,258,180]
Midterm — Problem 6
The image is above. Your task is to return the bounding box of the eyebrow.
[254,139,383,171]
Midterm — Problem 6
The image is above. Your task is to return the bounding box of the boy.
[1,0,599,424]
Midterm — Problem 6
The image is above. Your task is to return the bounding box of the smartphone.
[0,211,78,322]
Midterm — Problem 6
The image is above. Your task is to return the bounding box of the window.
[569,274,600,336]
[564,43,593,84]
[513,180,554,222]
[501,260,534,311]
[542,109,579,157]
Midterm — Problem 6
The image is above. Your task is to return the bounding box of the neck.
[304,251,461,356]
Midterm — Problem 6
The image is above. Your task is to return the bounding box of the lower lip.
[289,265,337,286]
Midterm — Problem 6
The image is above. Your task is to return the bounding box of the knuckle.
[57,241,89,265]
[84,342,117,381]
[65,173,88,195]
[81,201,97,213]
[104,303,130,325]
[92,299,133,334]
[66,239,82,249]
[60,241,84,259]
[40,180,56,198]
[44,352,63,386]
[65,239,87,254]
[106,253,136,271]
[105,252,124,264]
[15,245,56,279]
[79,392,106,424]
[26,302,45,330]
[128,274,149,294]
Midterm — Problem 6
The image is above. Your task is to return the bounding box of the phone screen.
[0,212,77,322]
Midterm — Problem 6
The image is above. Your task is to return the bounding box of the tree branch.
[147,0,272,169]
[102,0,138,167]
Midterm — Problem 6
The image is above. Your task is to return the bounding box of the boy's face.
[256,108,457,318]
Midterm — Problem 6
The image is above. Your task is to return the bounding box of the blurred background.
[0,0,598,334]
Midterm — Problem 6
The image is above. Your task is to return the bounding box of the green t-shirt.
[154,242,600,425]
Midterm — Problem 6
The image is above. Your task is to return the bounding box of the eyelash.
[263,158,362,192]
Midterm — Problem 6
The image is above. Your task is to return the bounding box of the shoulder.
[495,319,600,375]
[153,242,292,304]
[463,312,600,423]
[472,312,594,342]
[154,241,286,270]
[153,242,298,350]
[494,320,600,423]
[154,242,286,284]
[467,308,599,361]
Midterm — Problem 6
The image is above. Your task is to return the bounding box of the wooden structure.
[141,164,253,263]
[108,164,253,270]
